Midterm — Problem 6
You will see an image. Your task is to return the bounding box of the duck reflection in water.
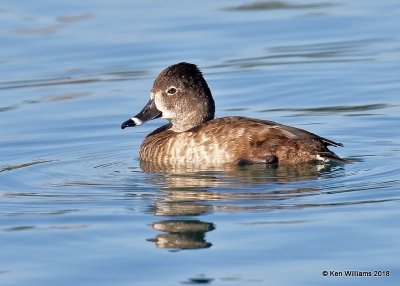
[147,220,214,250]
[141,159,342,187]
[144,162,344,250]
[147,190,215,250]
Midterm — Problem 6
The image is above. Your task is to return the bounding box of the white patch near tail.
[316,154,330,162]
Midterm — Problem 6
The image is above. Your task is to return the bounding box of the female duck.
[121,62,343,165]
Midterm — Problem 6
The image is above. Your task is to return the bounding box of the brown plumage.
[121,62,343,166]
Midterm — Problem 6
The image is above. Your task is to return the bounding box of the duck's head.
[121,62,215,132]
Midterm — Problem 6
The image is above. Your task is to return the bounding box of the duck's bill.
[121,98,162,129]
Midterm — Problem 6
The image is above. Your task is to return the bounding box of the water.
[1,0,399,285]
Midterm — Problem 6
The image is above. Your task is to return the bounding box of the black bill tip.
[121,118,137,129]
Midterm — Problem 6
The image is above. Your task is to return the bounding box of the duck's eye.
[167,87,177,95]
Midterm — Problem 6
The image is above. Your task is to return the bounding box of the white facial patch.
[132,117,142,125]
[161,110,173,119]
[153,91,173,119]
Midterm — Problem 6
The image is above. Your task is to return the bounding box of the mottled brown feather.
[140,116,342,165]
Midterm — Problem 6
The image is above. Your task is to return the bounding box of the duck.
[121,62,343,165]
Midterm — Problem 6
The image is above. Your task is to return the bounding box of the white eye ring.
[166,86,177,95]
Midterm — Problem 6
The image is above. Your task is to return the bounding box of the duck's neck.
[170,110,214,132]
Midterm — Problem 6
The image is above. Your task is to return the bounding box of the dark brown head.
[121,62,215,132]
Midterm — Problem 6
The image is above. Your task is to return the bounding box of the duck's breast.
[139,118,268,164]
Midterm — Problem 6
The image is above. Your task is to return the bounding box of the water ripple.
[0,70,146,90]
[0,159,53,173]
[223,1,335,11]
[212,38,381,70]
[259,103,393,115]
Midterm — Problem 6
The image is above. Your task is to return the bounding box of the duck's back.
[140,116,343,165]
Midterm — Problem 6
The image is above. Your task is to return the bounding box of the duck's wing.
[226,116,344,164]
[255,118,343,147]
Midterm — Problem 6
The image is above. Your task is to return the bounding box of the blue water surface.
[1,1,399,285]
